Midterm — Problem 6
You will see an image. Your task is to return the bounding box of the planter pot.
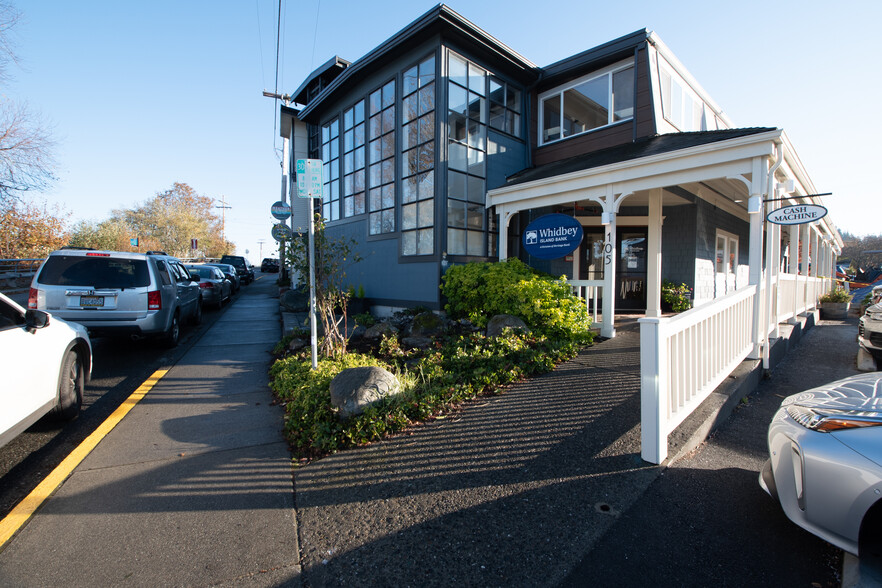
[819,302,850,319]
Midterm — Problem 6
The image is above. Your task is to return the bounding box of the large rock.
[330,366,401,419]
[280,287,309,312]
[409,311,446,337]
[364,321,399,340]
[486,314,531,337]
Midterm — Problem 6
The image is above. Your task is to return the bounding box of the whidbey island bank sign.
[767,204,828,225]
[522,213,583,260]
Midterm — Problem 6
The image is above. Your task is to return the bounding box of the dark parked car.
[261,258,280,272]
[204,263,240,293]
[220,255,255,285]
[185,265,232,310]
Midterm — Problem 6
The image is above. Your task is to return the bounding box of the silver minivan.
[29,249,202,347]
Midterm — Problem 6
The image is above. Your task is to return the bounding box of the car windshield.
[38,255,150,289]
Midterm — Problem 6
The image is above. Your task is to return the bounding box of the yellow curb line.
[0,368,169,550]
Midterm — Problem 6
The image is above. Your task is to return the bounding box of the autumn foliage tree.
[0,199,69,258]
[67,182,233,258]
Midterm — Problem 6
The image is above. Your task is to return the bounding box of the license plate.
[80,296,104,307]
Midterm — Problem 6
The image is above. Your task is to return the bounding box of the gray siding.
[661,204,697,286]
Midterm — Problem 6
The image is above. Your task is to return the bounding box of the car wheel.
[51,350,83,421]
[192,299,203,325]
[162,312,180,348]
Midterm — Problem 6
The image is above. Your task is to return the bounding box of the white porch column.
[764,205,780,346]
[645,188,663,318]
[789,226,800,322]
[497,205,514,261]
[811,229,819,278]
[601,210,617,338]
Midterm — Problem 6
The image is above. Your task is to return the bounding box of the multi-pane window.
[447,52,490,257]
[488,76,521,137]
[368,81,396,235]
[401,55,436,256]
[342,101,366,217]
[540,63,635,144]
[321,119,340,220]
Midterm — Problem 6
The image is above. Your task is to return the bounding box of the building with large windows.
[281,4,840,329]
[280,4,843,462]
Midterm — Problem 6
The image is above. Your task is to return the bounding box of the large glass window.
[342,100,366,217]
[488,76,521,137]
[540,63,634,145]
[401,55,435,256]
[447,51,491,257]
[368,81,396,235]
[659,60,725,132]
[321,119,340,221]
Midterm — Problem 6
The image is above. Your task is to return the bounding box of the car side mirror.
[25,309,50,331]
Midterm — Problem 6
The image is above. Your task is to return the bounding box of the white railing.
[569,280,604,331]
[639,284,758,464]
[777,274,829,323]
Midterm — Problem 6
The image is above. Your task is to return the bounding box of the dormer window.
[539,62,634,145]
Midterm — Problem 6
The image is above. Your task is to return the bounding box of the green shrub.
[661,280,692,312]
[441,258,593,342]
[820,287,851,303]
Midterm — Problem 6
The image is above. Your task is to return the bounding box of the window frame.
[538,59,635,146]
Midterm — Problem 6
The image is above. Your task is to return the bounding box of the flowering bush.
[661,280,692,312]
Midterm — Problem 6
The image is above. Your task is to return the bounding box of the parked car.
[220,255,255,285]
[185,264,231,310]
[29,249,202,347]
[204,262,240,293]
[760,372,882,557]
[261,257,280,272]
[0,291,92,449]
[859,292,882,363]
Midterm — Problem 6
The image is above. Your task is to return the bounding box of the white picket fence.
[569,280,604,332]
[638,274,831,464]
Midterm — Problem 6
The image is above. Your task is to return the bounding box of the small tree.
[286,213,362,358]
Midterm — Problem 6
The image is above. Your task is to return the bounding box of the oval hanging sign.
[767,204,827,225]
[271,200,292,220]
[271,222,293,242]
[522,213,584,260]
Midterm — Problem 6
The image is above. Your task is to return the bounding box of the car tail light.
[85,252,111,257]
[28,287,39,309]
[199,282,215,290]
[148,290,162,310]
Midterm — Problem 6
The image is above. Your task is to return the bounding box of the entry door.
[618,230,648,311]
[579,228,648,311]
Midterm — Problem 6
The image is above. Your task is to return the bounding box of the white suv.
[29,249,202,347]
[0,292,92,449]
[859,285,882,362]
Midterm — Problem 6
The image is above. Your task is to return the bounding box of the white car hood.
[782,373,882,467]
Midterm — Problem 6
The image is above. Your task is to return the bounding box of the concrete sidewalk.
[0,282,300,586]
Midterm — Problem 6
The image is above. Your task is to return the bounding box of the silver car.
[29,249,202,347]
[760,373,882,557]
[185,264,231,310]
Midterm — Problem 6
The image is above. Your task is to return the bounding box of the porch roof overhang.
[487,128,779,213]
[487,128,842,249]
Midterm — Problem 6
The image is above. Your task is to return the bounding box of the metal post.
[308,208,318,369]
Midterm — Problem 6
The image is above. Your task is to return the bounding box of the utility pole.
[257,239,266,260]
[262,89,293,284]
[215,196,232,249]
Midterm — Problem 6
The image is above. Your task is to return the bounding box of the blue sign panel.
[522,213,584,260]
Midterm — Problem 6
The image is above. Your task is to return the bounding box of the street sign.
[767,204,828,225]
[271,223,293,242]
[271,200,292,220]
[296,159,323,198]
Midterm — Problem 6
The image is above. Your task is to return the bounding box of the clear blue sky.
[8,0,879,262]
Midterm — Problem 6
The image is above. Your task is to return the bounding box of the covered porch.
[487,128,843,463]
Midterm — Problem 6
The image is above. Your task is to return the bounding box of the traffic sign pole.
[297,159,322,370]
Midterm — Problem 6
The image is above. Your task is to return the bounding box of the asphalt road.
[562,318,863,587]
[0,275,265,521]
